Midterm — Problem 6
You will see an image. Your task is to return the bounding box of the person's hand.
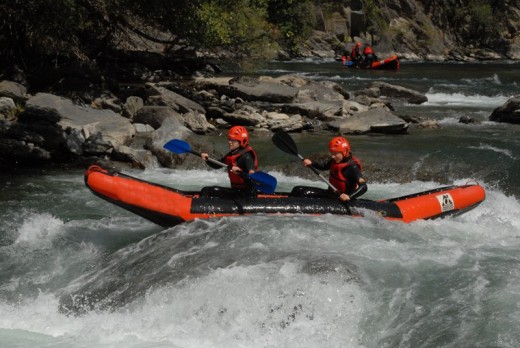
[231,165,242,173]
[201,152,209,161]
[339,193,350,201]
[303,159,312,166]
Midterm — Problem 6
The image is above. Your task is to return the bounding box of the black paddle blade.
[272,130,299,156]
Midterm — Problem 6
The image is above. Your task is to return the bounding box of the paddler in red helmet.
[363,44,377,66]
[291,136,367,201]
[350,42,363,64]
[200,125,259,198]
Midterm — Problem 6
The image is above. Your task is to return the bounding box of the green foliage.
[266,0,316,55]
[0,0,515,72]
[429,0,506,49]
[197,1,273,52]
[362,0,388,34]
[0,0,280,67]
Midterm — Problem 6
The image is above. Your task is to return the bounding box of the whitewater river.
[1,61,520,347]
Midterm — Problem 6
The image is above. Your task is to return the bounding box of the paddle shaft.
[188,149,227,168]
[271,130,354,212]
[163,138,277,193]
[296,154,339,194]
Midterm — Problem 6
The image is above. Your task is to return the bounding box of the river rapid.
[1,61,519,348]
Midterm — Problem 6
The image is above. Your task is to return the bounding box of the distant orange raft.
[344,55,400,70]
[85,165,485,228]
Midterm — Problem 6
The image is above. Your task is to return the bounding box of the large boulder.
[146,83,206,114]
[327,108,409,134]
[370,81,428,104]
[489,96,520,124]
[18,93,135,159]
[146,116,191,167]
[0,80,28,103]
[198,76,298,104]
[133,106,182,129]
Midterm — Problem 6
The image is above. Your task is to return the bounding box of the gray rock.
[0,138,51,164]
[134,106,182,129]
[328,108,409,134]
[111,145,157,169]
[0,80,27,103]
[183,111,216,134]
[0,97,15,117]
[147,116,191,167]
[489,96,520,124]
[146,83,205,114]
[371,81,428,104]
[22,93,135,157]
[134,123,155,133]
[206,76,298,103]
[123,96,144,118]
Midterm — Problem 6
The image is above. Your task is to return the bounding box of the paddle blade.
[163,139,191,154]
[272,130,299,156]
[248,171,277,194]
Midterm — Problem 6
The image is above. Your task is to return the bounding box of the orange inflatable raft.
[343,55,400,70]
[85,165,485,227]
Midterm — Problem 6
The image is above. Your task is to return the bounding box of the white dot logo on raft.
[436,193,455,212]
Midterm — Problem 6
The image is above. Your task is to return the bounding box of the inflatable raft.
[85,165,486,227]
[343,55,400,70]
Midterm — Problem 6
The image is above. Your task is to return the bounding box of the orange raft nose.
[393,184,486,223]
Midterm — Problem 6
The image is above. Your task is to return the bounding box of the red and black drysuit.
[201,146,258,198]
[362,46,378,66]
[291,156,367,200]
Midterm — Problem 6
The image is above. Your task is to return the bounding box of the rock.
[399,114,439,128]
[489,96,520,124]
[0,80,28,103]
[134,123,155,133]
[459,115,480,124]
[147,116,191,167]
[133,106,182,129]
[123,96,144,119]
[183,111,216,134]
[111,145,156,169]
[0,97,16,118]
[93,97,122,113]
[203,76,299,103]
[327,108,409,134]
[20,93,135,158]
[0,138,51,164]
[221,106,265,126]
[371,81,428,104]
[294,80,347,104]
[288,100,344,120]
[145,83,205,113]
[268,114,305,132]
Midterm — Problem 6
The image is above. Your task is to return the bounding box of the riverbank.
[1,60,519,191]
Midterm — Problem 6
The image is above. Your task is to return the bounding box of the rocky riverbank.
[1,67,519,177]
[0,73,425,169]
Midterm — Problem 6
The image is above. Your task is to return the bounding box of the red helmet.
[228,126,249,147]
[329,136,350,156]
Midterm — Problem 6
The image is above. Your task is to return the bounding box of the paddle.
[271,130,353,213]
[163,139,277,194]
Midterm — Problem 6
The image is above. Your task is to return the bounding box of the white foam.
[15,213,64,246]
[0,261,368,348]
[467,144,515,159]
[423,92,508,108]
